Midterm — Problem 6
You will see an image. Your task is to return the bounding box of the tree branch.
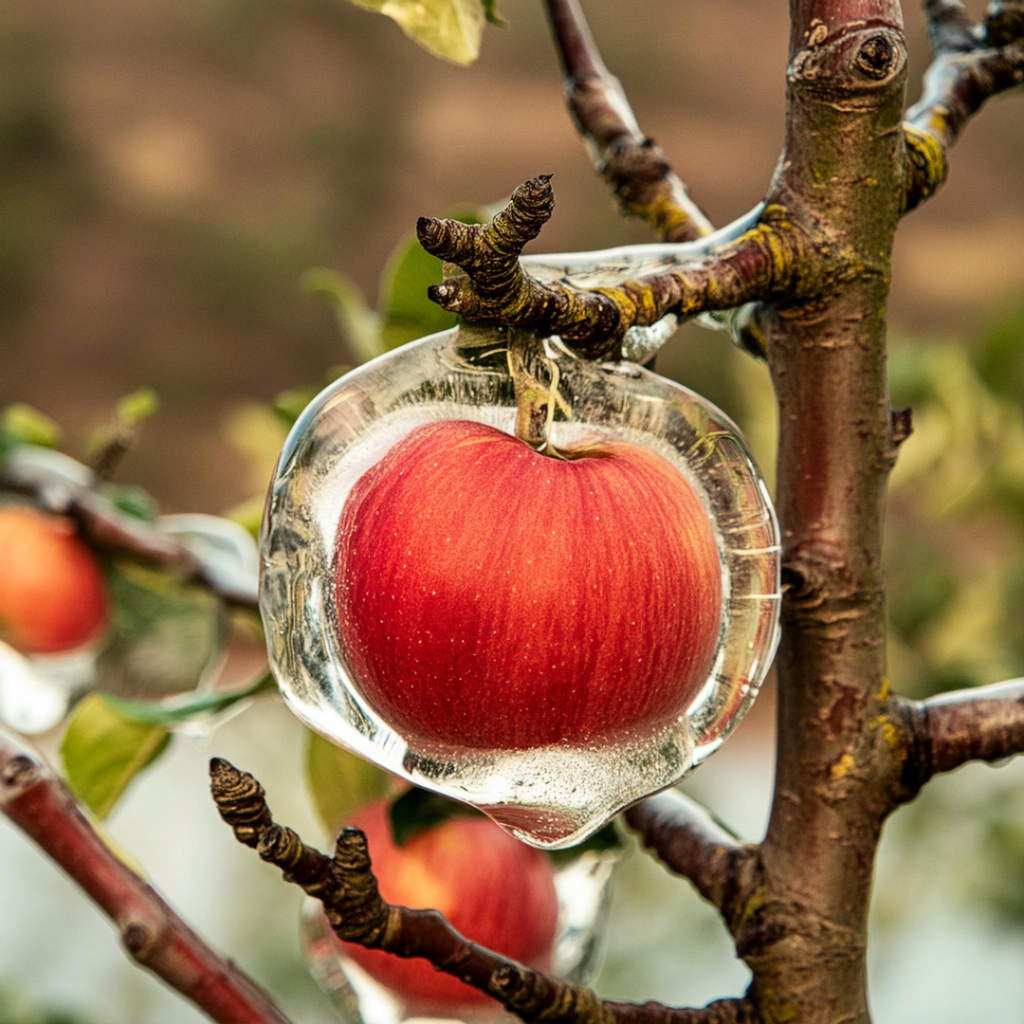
[890,678,1024,799]
[902,1,1024,213]
[624,791,750,920]
[0,730,290,1024]
[209,758,754,1024]
[420,177,813,359]
[542,0,713,243]
[0,448,258,609]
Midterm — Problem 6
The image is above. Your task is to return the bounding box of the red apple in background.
[334,419,722,750]
[340,798,559,1010]
[0,507,109,654]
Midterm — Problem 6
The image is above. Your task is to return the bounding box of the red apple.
[334,419,722,749]
[340,798,559,1010]
[0,507,109,654]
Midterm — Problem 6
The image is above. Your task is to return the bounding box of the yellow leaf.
[352,0,485,66]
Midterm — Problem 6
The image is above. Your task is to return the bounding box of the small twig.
[902,1,1024,212]
[210,758,750,1024]
[890,678,1024,799]
[0,730,290,1024]
[420,177,810,358]
[0,449,258,609]
[542,0,712,243]
[625,791,751,919]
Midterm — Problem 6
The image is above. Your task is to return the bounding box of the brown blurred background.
[1,0,1021,513]
[1,2,1022,1022]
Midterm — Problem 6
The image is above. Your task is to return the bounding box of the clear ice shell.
[260,327,781,849]
[300,848,617,1023]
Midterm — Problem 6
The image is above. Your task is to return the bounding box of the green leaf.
[1,403,61,449]
[61,694,171,819]
[225,495,266,539]
[102,670,274,727]
[95,563,225,700]
[305,731,393,835]
[351,0,486,65]
[116,387,160,426]
[378,207,484,351]
[388,785,481,846]
[481,0,505,26]
[301,267,382,363]
[546,821,624,867]
[102,484,159,522]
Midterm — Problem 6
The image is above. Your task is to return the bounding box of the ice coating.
[261,326,781,848]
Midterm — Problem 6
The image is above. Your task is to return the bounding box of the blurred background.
[1,0,1022,1021]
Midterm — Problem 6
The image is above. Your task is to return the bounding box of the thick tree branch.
[902,2,1024,212]
[0,730,290,1024]
[542,0,713,243]
[209,759,754,1024]
[420,177,814,359]
[890,678,1024,800]
[0,448,258,609]
[624,791,750,920]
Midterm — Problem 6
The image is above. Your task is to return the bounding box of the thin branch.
[0,448,258,609]
[420,176,812,358]
[542,0,713,243]
[209,758,753,1024]
[624,791,750,919]
[902,2,1024,212]
[891,678,1024,798]
[0,730,291,1024]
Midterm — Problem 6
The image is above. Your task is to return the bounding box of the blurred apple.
[341,798,559,1011]
[0,507,109,654]
[334,419,722,749]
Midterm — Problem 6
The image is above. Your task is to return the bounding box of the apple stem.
[507,331,571,454]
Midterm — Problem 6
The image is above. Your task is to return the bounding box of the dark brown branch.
[542,0,712,243]
[0,730,291,1024]
[209,758,753,1024]
[0,448,258,609]
[624,791,750,919]
[891,678,1024,799]
[420,177,812,359]
[902,2,1024,212]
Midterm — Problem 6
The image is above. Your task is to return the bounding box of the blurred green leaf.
[351,0,486,65]
[101,484,158,523]
[103,670,273,727]
[1,403,61,449]
[225,495,266,539]
[481,0,506,26]
[547,821,624,867]
[115,387,159,426]
[301,267,381,363]
[378,207,483,351]
[60,694,171,819]
[95,563,224,700]
[388,786,480,846]
[305,730,393,835]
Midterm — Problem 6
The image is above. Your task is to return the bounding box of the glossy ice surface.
[261,325,780,848]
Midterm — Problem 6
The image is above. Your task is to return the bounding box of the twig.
[0,730,291,1024]
[420,177,811,358]
[891,678,1024,798]
[0,449,258,609]
[624,791,750,919]
[542,0,712,243]
[902,2,1024,212]
[209,758,752,1024]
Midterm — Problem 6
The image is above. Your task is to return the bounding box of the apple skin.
[341,799,559,1010]
[334,419,723,750]
[0,508,109,655]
